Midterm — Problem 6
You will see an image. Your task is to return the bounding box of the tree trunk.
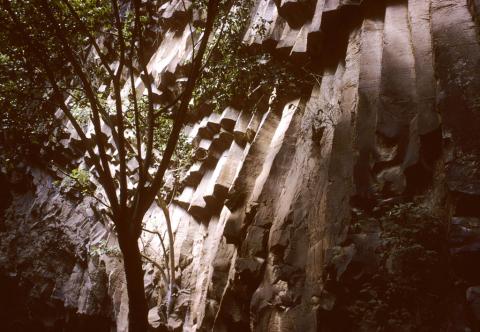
[118,230,149,332]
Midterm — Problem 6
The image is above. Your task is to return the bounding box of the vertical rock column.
[431,0,480,326]
[352,5,384,203]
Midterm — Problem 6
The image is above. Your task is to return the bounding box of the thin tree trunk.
[118,230,149,332]
[156,197,175,317]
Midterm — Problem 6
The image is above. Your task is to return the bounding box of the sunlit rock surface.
[2,0,480,331]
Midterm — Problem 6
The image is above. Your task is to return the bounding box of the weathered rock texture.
[2,0,480,331]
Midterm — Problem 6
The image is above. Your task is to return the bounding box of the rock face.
[0,168,116,331]
[2,0,480,331]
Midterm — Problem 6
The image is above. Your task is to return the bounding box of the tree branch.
[59,0,115,78]
[130,0,157,229]
[156,195,175,317]
[39,0,119,213]
[110,0,128,210]
[58,0,125,154]
[133,0,156,181]
[137,0,220,219]
[141,253,169,289]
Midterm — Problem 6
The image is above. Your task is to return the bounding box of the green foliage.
[1,0,311,212]
[55,166,92,196]
[339,201,449,331]
[70,167,90,189]
[173,132,194,170]
[90,239,121,257]
[0,0,112,163]
[71,105,91,127]
[123,96,194,174]
[192,0,313,114]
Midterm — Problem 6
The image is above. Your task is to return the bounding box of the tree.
[0,0,221,330]
[0,0,315,329]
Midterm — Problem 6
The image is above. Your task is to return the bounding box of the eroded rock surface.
[2,0,480,331]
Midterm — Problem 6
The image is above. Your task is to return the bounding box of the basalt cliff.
[2,0,480,331]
